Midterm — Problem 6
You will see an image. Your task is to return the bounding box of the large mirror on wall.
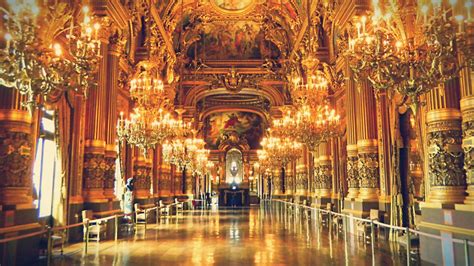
[225,148,243,184]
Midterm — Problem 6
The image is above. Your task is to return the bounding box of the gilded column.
[460,55,474,205]
[345,62,359,199]
[426,80,465,204]
[83,37,109,204]
[134,152,152,201]
[0,88,35,209]
[103,31,124,200]
[356,80,379,201]
[153,146,161,199]
[317,141,332,198]
[272,168,283,196]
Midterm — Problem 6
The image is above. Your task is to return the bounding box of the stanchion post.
[85,220,90,253]
[406,227,411,266]
[464,239,470,266]
[370,221,375,266]
[114,215,118,242]
[156,206,159,225]
[47,226,52,265]
[343,215,349,266]
[144,209,148,230]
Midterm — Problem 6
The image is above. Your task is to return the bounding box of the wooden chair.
[82,210,106,242]
[134,203,148,225]
[159,200,170,216]
[175,198,184,213]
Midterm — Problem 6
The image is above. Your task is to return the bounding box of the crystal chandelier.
[162,133,206,171]
[130,66,168,109]
[294,103,341,152]
[260,135,303,169]
[117,108,179,158]
[0,1,101,113]
[289,70,329,108]
[346,0,470,104]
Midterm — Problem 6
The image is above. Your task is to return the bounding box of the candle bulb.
[4,33,11,51]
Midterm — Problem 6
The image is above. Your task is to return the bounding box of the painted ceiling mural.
[203,112,267,150]
[156,0,309,61]
[186,22,281,60]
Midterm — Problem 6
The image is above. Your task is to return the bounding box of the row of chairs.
[82,199,186,242]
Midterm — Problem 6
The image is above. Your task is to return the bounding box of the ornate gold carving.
[83,153,106,190]
[358,153,379,189]
[0,131,32,188]
[426,115,466,203]
[462,97,474,204]
[346,155,359,189]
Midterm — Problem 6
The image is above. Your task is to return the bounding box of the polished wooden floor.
[44,204,412,265]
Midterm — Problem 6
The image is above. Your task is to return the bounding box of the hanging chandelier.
[260,134,303,169]
[162,132,206,171]
[130,66,169,109]
[0,2,101,113]
[289,70,329,108]
[117,108,179,158]
[295,103,341,152]
[346,0,470,103]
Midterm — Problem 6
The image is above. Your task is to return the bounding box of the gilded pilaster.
[345,61,359,199]
[356,80,379,201]
[426,80,465,204]
[103,31,124,200]
[83,37,109,203]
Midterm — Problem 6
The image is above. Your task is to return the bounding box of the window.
[32,110,60,218]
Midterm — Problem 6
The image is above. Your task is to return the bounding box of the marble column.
[356,80,379,201]
[83,39,109,204]
[345,62,360,199]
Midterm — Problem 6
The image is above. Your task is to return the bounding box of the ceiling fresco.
[155,0,309,62]
[203,112,267,150]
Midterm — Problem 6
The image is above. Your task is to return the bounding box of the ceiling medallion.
[210,0,256,15]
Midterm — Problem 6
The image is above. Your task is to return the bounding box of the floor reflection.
[40,204,413,265]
